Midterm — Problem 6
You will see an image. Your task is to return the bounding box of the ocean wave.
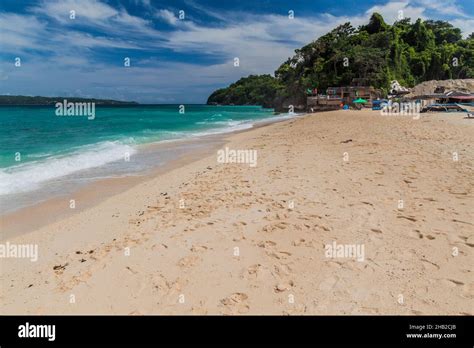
[0,141,137,195]
[27,152,54,158]
[160,114,297,139]
[191,121,254,136]
[0,113,296,196]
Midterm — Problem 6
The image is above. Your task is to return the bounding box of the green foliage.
[207,14,473,108]
[425,20,462,44]
[362,13,389,34]
[206,74,284,107]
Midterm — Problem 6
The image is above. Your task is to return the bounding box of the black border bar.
[1,315,472,346]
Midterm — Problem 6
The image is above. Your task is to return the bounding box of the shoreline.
[0,105,290,215]
[1,109,472,315]
[1,112,301,238]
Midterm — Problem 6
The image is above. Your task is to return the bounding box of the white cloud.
[32,0,154,35]
[451,18,474,36]
[365,0,425,23]
[1,0,473,102]
[0,13,48,50]
[32,0,117,23]
[184,0,229,22]
[414,0,467,17]
[0,0,162,55]
[155,9,179,25]
[52,32,142,49]
[134,0,151,8]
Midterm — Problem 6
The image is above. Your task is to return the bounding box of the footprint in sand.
[220,293,250,314]
[421,259,440,271]
[292,238,306,246]
[438,279,464,288]
[245,263,265,279]
[190,245,209,253]
[267,250,292,260]
[258,240,293,256]
[177,255,201,268]
[53,263,69,275]
[408,230,423,239]
[465,236,474,247]
[397,215,417,222]
[274,280,294,293]
[151,243,168,251]
[283,304,307,315]
[152,274,187,305]
[191,302,209,314]
[257,240,277,248]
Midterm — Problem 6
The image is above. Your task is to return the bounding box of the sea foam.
[0,141,136,195]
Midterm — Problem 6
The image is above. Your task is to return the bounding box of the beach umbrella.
[353,98,368,103]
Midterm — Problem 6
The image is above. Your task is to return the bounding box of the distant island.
[0,95,139,106]
[207,13,474,111]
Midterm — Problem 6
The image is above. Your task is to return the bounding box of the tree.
[206,75,284,108]
[364,13,388,34]
[425,20,462,44]
[207,14,473,109]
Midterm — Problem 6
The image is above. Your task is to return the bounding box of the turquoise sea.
[0,105,290,212]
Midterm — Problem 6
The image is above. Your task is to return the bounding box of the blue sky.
[1,0,473,103]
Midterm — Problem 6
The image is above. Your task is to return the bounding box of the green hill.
[206,74,284,108]
[207,13,474,110]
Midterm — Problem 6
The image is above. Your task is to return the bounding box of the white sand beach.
[1,109,473,315]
